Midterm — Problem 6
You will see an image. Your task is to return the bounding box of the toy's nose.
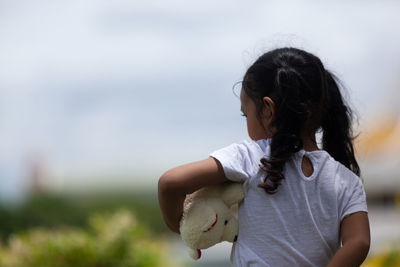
[234,235,238,242]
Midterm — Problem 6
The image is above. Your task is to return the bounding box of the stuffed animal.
[179,182,244,260]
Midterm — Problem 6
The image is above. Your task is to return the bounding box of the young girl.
[158,47,370,266]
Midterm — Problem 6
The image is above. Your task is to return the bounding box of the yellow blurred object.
[356,115,400,159]
[363,244,400,267]
[395,193,400,209]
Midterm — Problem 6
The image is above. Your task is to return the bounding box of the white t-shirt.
[209,138,368,267]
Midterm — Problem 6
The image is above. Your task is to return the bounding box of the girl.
[158,47,370,266]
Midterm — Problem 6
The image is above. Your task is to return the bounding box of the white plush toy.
[179,182,244,260]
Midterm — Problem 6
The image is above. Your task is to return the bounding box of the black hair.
[241,47,360,194]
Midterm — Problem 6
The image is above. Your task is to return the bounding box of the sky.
[0,0,400,201]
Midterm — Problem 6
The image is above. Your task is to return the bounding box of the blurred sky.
[0,0,400,201]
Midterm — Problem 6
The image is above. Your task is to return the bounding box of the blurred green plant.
[363,243,400,267]
[0,210,179,267]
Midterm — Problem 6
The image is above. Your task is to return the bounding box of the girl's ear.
[262,97,275,123]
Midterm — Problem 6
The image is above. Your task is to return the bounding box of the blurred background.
[0,0,399,266]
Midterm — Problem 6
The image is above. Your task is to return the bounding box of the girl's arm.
[327,211,370,267]
[158,157,228,233]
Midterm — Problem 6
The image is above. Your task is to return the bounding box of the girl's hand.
[158,157,228,233]
[327,211,370,267]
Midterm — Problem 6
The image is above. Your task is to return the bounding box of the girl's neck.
[264,129,319,151]
[301,132,319,152]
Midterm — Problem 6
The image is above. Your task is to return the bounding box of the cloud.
[0,0,399,195]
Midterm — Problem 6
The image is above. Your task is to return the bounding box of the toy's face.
[180,193,243,260]
[196,211,238,249]
[192,200,238,249]
[180,183,244,260]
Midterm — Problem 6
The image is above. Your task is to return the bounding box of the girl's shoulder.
[209,139,270,183]
[221,138,271,158]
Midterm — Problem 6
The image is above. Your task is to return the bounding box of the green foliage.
[0,192,168,242]
[0,210,178,267]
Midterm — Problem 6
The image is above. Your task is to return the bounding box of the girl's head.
[240,47,360,194]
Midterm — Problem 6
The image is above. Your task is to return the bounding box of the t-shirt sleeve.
[209,140,260,182]
[337,168,368,221]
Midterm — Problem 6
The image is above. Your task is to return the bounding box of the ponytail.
[322,70,360,176]
[258,67,308,194]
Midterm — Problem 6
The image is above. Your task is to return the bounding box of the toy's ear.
[221,183,244,206]
[189,248,201,260]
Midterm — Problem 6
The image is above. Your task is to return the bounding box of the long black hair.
[241,47,360,194]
